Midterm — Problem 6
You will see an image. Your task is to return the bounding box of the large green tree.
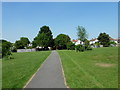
[14,40,25,49]
[32,26,53,48]
[55,34,71,49]
[14,37,30,49]
[20,37,30,47]
[77,26,88,43]
[97,32,110,47]
[2,40,12,57]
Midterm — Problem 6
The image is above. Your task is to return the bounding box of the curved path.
[25,50,66,88]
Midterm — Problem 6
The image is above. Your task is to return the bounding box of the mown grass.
[2,51,51,88]
[0,59,2,89]
[58,47,118,88]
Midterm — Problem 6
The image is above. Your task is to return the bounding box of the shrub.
[2,40,12,57]
[86,46,92,50]
[67,42,75,50]
[8,55,14,59]
[27,46,32,49]
[11,47,17,52]
[75,44,84,52]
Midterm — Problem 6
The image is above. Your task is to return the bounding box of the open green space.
[58,47,118,88]
[0,59,2,89]
[2,51,51,88]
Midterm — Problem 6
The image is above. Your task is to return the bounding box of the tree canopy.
[14,40,25,49]
[77,26,88,42]
[14,37,30,49]
[2,40,12,57]
[20,37,30,47]
[32,26,53,48]
[55,34,71,49]
[97,32,110,47]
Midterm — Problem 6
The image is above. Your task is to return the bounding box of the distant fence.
[17,49,36,52]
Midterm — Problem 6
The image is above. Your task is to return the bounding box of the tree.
[55,34,71,49]
[109,41,117,46]
[67,42,75,50]
[97,32,110,47]
[94,42,100,48]
[14,37,30,49]
[84,39,90,50]
[75,44,84,52]
[20,37,30,48]
[33,26,53,48]
[77,26,88,43]
[2,40,12,57]
[14,40,25,49]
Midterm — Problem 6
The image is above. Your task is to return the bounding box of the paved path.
[25,50,66,88]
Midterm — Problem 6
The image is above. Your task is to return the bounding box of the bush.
[75,45,84,52]
[86,46,92,50]
[8,55,14,59]
[11,47,17,52]
[27,46,32,49]
[2,41,12,57]
[84,45,92,50]
[75,44,92,52]
[67,42,75,50]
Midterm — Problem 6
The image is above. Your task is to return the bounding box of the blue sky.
[2,2,118,43]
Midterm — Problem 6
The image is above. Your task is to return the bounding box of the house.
[109,38,118,44]
[89,38,98,45]
[72,39,84,45]
[89,37,119,47]
[89,38,102,48]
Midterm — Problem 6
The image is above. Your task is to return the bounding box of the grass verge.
[2,51,51,88]
[58,47,118,88]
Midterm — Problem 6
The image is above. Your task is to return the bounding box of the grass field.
[2,51,51,88]
[58,47,118,88]
[0,59,1,89]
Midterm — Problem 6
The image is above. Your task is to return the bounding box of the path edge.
[57,51,69,88]
[23,51,52,88]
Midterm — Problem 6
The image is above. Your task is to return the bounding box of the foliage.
[11,46,17,52]
[77,26,88,42]
[67,42,75,50]
[20,37,30,47]
[84,39,90,50]
[14,37,30,49]
[109,41,117,46]
[75,39,92,52]
[55,34,71,49]
[32,26,53,48]
[86,46,92,50]
[94,42,101,48]
[2,40,12,57]
[97,32,110,47]
[27,46,33,49]
[14,40,25,49]
[75,44,84,52]
[32,40,37,48]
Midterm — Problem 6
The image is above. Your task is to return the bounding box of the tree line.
[1,25,114,58]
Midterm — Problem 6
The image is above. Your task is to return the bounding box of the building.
[110,38,120,44]
[72,39,84,45]
[89,38,98,45]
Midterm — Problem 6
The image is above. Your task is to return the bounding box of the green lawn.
[58,47,118,88]
[0,59,2,89]
[2,51,51,88]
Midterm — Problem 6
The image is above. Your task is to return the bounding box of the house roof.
[90,38,97,41]
[72,39,78,42]
[110,38,119,41]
